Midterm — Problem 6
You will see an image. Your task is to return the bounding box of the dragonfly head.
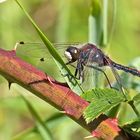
[64,46,80,63]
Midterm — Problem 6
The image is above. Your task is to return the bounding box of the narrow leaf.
[21,96,53,140]
[13,113,66,140]
[14,0,83,94]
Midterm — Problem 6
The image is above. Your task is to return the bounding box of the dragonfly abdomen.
[112,62,140,77]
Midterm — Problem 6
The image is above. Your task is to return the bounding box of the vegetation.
[0,0,140,139]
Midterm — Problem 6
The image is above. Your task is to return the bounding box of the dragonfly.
[15,41,140,92]
[65,43,140,76]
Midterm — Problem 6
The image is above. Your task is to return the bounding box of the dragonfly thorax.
[64,46,81,63]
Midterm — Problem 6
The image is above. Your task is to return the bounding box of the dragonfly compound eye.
[64,47,80,62]
[64,50,72,61]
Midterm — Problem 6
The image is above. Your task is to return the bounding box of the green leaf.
[14,0,83,94]
[123,127,140,139]
[90,0,101,17]
[82,88,125,123]
[13,112,66,140]
[124,118,140,129]
[88,0,103,88]
[88,0,102,45]
[21,96,53,140]
[122,118,140,139]
[133,93,140,102]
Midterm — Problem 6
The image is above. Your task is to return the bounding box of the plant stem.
[129,101,140,117]
[102,0,108,46]
[88,0,103,88]
[0,48,128,140]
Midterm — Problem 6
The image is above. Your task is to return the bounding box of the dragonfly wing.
[105,57,125,93]
[15,42,83,61]
[80,65,98,90]
[16,42,65,59]
[15,42,68,81]
[80,50,106,90]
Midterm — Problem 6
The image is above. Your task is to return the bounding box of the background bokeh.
[0,0,140,140]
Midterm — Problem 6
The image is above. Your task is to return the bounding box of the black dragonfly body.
[64,43,140,85]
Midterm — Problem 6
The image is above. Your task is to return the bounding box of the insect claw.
[61,73,75,82]
[65,62,70,65]
[112,87,119,91]
[61,73,68,77]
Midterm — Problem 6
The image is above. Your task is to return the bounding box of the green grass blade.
[88,0,104,88]
[102,0,108,46]
[21,96,53,140]
[14,0,83,94]
[88,0,102,45]
[13,113,66,140]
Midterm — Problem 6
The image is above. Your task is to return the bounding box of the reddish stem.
[0,48,128,140]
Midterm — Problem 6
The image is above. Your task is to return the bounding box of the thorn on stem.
[84,135,94,139]
[45,74,55,86]
[59,111,67,114]
[8,81,13,90]
[59,110,74,116]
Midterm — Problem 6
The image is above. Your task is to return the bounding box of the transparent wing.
[15,42,82,57]
[80,50,106,90]
[83,65,107,90]
[80,66,97,90]
[15,42,80,81]
[105,57,126,94]
[16,42,72,58]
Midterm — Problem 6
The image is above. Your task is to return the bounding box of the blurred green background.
[0,0,140,140]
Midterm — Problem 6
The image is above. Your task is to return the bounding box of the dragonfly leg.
[65,61,84,80]
[74,63,84,82]
[69,64,76,68]
[65,59,78,69]
[86,65,113,89]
